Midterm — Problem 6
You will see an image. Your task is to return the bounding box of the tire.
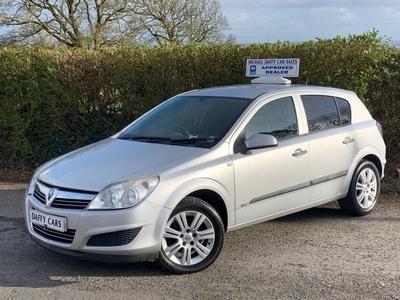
[339,160,380,216]
[158,196,224,274]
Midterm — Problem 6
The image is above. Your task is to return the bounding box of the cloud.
[219,0,400,9]
[378,7,400,20]
[218,0,400,43]
[235,12,251,22]
[310,6,357,23]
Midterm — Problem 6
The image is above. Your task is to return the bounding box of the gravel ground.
[0,183,28,190]
[1,187,400,300]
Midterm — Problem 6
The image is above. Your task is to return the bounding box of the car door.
[230,95,310,225]
[299,94,358,203]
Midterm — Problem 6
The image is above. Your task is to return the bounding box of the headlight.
[26,170,40,197]
[87,176,159,210]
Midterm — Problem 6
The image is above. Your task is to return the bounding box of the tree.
[0,0,143,49]
[0,0,234,48]
[135,0,234,45]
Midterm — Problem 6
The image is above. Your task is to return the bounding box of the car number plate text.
[30,209,67,232]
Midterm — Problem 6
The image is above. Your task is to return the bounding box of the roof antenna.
[305,60,313,85]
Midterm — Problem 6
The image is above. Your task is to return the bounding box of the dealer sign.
[246,58,300,77]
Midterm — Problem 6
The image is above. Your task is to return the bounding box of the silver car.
[24,82,386,273]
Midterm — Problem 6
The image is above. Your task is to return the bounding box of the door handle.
[292,148,307,157]
[343,137,355,144]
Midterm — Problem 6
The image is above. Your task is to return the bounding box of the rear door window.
[301,95,351,133]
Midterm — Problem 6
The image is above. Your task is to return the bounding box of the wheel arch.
[362,154,383,178]
[340,146,385,196]
[187,190,228,232]
[163,178,233,232]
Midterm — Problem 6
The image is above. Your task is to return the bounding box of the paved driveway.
[1,188,399,299]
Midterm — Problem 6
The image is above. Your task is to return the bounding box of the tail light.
[376,122,383,137]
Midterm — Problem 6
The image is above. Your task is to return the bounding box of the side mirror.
[244,133,278,150]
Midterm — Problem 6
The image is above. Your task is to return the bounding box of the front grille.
[50,197,91,209]
[33,223,76,244]
[33,181,96,210]
[87,228,142,247]
[33,188,46,203]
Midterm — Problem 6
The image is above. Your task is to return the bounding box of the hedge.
[0,31,398,184]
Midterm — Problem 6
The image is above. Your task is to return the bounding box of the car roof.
[184,84,357,100]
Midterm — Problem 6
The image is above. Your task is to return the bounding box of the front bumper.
[24,194,171,262]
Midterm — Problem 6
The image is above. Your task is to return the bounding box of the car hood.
[38,138,207,191]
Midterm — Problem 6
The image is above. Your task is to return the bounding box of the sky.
[219,0,400,45]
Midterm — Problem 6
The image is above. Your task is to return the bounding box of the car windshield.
[118,95,251,148]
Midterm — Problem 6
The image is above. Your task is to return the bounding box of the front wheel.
[158,197,224,274]
[339,160,380,216]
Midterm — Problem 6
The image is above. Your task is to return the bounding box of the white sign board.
[30,209,67,232]
[246,58,300,77]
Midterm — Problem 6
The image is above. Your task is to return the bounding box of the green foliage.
[0,31,399,191]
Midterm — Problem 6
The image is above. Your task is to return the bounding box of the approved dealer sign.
[246,58,300,77]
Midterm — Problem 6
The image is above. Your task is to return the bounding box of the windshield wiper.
[119,134,219,144]
[170,136,219,144]
[118,135,172,143]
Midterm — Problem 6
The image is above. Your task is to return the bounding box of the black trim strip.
[248,170,348,205]
[310,170,348,185]
[249,182,310,204]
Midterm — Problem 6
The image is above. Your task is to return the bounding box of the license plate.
[30,209,67,232]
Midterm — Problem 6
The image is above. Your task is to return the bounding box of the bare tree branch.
[0,0,143,48]
[128,0,233,45]
[0,0,234,48]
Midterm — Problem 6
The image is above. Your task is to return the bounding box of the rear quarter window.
[336,97,351,125]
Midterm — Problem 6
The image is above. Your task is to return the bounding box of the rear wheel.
[339,160,380,216]
[158,196,224,274]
